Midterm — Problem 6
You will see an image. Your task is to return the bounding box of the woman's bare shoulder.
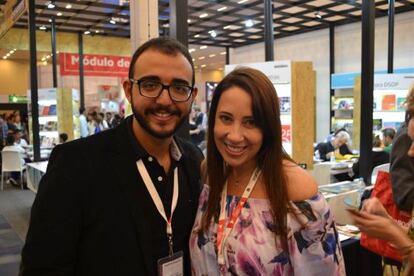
[283,160,318,201]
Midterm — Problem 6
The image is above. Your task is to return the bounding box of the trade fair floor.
[0,185,35,275]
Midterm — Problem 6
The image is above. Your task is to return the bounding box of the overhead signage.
[0,0,27,39]
[59,53,131,77]
[8,95,28,103]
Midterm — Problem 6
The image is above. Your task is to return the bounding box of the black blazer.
[20,118,203,275]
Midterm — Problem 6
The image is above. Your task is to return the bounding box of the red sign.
[282,125,291,142]
[59,53,131,77]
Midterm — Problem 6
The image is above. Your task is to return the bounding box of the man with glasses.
[21,38,203,276]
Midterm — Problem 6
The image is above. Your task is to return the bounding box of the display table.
[26,161,48,193]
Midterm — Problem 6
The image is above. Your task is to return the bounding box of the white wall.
[230,11,414,142]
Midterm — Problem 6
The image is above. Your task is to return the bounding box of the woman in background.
[190,67,345,275]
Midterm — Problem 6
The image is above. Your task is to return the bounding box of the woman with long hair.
[189,67,345,275]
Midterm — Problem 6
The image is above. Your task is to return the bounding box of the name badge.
[157,251,184,276]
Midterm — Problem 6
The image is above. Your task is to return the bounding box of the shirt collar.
[126,115,182,161]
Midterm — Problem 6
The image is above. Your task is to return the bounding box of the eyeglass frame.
[129,78,194,102]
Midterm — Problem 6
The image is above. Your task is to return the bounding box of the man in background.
[382,128,396,154]
[79,107,88,138]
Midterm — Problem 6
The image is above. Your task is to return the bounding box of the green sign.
[8,95,28,103]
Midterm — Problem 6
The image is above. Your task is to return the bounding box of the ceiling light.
[200,45,208,49]
[209,30,217,38]
[95,30,100,33]
[220,51,226,55]
[217,7,227,12]
[6,53,10,57]
[46,1,55,9]
[57,12,62,16]
[209,54,216,58]
[46,55,50,59]
[187,19,191,23]
[194,34,200,38]
[65,4,72,9]
[315,12,322,19]
[48,19,52,22]
[238,0,248,4]
[41,57,46,61]
[56,51,59,54]
[223,25,232,29]
[198,56,205,60]
[84,30,91,35]
[189,48,196,53]
[13,49,16,51]
[109,19,116,24]
[201,64,207,68]
[245,19,254,28]
[3,56,7,59]
[192,58,195,61]
[9,50,15,54]
[199,13,208,18]
[39,25,47,30]
[162,23,169,28]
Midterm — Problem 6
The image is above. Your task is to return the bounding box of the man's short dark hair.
[128,37,195,86]
[79,107,85,114]
[382,128,396,139]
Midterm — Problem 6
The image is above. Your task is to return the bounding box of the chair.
[1,151,26,190]
[371,163,390,184]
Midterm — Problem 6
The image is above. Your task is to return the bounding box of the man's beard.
[131,102,187,139]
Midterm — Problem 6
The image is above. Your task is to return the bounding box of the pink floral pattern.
[190,185,346,276]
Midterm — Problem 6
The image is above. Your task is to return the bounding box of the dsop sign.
[59,53,131,77]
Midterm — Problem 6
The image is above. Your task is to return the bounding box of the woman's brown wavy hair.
[200,67,292,250]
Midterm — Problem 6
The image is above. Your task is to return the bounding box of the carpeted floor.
[0,214,23,275]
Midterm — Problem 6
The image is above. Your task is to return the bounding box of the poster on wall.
[97,85,121,113]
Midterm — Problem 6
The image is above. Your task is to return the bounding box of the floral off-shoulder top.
[189,185,346,276]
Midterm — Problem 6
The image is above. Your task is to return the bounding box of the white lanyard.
[136,159,179,256]
[217,168,261,265]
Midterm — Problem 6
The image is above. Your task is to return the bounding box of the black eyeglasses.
[130,78,193,102]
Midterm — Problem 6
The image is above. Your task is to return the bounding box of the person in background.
[315,130,352,161]
[79,107,89,138]
[14,113,28,138]
[20,37,203,275]
[0,115,9,148]
[59,133,68,144]
[382,128,396,154]
[6,114,16,133]
[391,85,414,212]
[349,92,414,271]
[2,134,25,187]
[105,112,114,128]
[87,111,97,135]
[189,105,207,150]
[190,67,345,275]
[13,129,28,148]
[112,114,122,128]
[97,112,109,132]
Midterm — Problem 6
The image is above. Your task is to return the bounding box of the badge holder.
[157,234,184,276]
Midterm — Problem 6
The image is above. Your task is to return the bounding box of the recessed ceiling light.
[49,19,52,22]
[187,19,191,23]
[95,30,100,33]
[10,50,15,54]
[39,25,47,30]
[189,48,196,53]
[220,51,226,55]
[223,25,232,29]
[57,12,62,16]
[245,19,254,28]
[110,19,116,24]
[209,54,216,58]
[46,1,55,9]
[6,53,10,57]
[199,13,208,18]
[201,64,207,68]
[198,56,205,60]
[200,46,208,49]
[65,4,72,9]
[41,57,46,61]
[315,12,322,19]
[238,0,248,4]
[84,30,91,35]
[46,55,50,59]
[194,34,200,38]
[209,30,217,38]
[2,56,7,60]
[217,7,227,12]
